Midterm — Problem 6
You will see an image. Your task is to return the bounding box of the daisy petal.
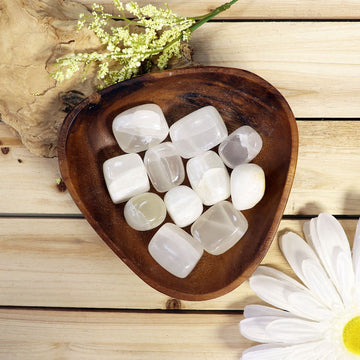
[242,344,288,360]
[244,304,293,318]
[240,316,278,343]
[302,259,343,309]
[254,266,308,290]
[303,220,312,246]
[353,218,360,285]
[334,248,356,301]
[250,266,331,321]
[280,232,343,309]
[282,341,334,360]
[313,213,355,304]
[266,318,325,343]
[287,291,330,320]
[242,341,331,360]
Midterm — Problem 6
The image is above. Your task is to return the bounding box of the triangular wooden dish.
[58,66,298,301]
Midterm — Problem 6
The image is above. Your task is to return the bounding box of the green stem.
[108,14,138,25]
[157,0,238,55]
[111,0,238,29]
[189,0,238,31]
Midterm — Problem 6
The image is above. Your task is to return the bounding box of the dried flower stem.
[51,0,238,89]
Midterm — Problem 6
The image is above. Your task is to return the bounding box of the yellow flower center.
[343,316,360,355]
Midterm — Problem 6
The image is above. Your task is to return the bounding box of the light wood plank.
[0,218,357,309]
[192,22,360,118]
[2,120,360,215]
[286,121,360,215]
[0,309,246,360]
[76,0,360,19]
[0,122,78,214]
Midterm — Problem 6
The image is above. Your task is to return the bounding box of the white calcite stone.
[230,163,265,210]
[112,103,169,153]
[164,185,203,228]
[191,201,248,255]
[186,150,230,206]
[144,142,185,192]
[169,106,228,159]
[103,153,149,204]
[124,193,167,231]
[219,125,263,169]
[148,223,204,278]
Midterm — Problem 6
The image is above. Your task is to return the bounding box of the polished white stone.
[144,142,185,193]
[219,125,263,169]
[186,150,230,206]
[230,163,265,210]
[124,192,167,231]
[103,153,150,204]
[191,201,248,255]
[169,106,228,159]
[148,223,204,278]
[164,185,203,228]
[112,103,169,153]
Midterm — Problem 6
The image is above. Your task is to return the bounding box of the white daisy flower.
[239,213,360,359]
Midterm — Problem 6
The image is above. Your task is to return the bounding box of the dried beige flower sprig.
[51,0,238,89]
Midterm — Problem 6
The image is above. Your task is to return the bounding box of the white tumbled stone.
[219,125,263,168]
[191,201,248,255]
[112,103,169,153]
[148,223,204,278]
[164,185,203,227]
[124,193,167,231]
[230,163,265,210]
[103,153,149,204]
[186,150,230,206]
[144,142,185,192]
[169,106,228,159]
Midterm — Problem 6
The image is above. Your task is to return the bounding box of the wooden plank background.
[0,309,246,360]
[1,0,360,358]
[0,218,357,309]
[2,120,360,215]
[192,23,360,118]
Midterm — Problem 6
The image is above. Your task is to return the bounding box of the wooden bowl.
[58,66,298,301]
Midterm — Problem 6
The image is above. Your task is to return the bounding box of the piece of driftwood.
[0,0,194,157]
[0,0,101,157]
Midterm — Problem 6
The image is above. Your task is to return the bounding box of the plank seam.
[283,214,360,220]
[1,214,359,220]
[0,213,85,219]
[0,305,243,315]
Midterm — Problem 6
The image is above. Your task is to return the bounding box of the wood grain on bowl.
[58,66,298,300]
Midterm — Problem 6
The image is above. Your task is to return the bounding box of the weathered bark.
[0,0,104,156]
[0,0,194,157]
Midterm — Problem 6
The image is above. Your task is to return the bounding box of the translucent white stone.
[169,106,228,159]
[164,185,203,228]
[231,163,265,210]
[144,142,185,192]
[219,125,263,168]
[103,153,150,204]
[191,201,248,255]
[112,103,169,153]
[124,193,167,231]
[148,223,204,278]
[186,150,230,206]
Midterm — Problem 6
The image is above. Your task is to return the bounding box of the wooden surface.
[1,1,360,358]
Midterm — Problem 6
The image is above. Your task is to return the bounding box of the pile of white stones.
[103,103,265,278]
